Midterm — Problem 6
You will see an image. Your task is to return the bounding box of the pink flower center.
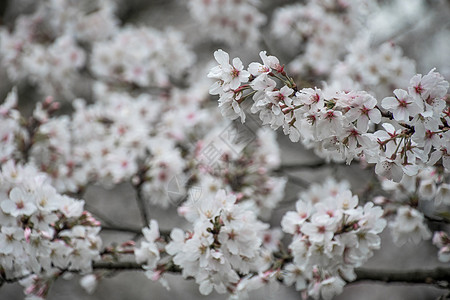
[318,226,326,233]
[16,200,25,209]
[231,68,240,78]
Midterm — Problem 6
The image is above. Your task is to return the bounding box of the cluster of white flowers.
[281,179,386,300]
[91,27,195,87]
[389,206,431,246]
[271,0,373,76]
[330,38,416,98]
[432,231,450,263]
[22,85,162,192]
[1,0,449,298]
[0,161,102,299]
[366,69,449,181]
[191,127,287,219]
[187,0,266,46]
[0,88,22,163]
[167,189,269,296]
[1,73,286,215]
[209,50,450,183]
[0,0,117,97]
[378,166,450,205]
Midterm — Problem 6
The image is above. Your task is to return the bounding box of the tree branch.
[93,261,144,271]
[135,186,150,227]
[276,161,335,172]
[424,214,450,225]
[354,267,450,288]
[90,262,450,289]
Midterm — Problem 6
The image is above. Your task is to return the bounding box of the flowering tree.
[0,0,449,299]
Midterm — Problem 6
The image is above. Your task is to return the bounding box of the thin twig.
[424,214,450,225]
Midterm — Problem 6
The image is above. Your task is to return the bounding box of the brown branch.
[100,224,171,240]
[93,261,144,271]
[276,161,333,171]
[91,262,450,289]
[3,263,450,291]
[424,214,450,225]
[354,267,450,288]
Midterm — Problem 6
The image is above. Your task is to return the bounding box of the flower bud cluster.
[281,179,386,300]
[0,161,102,298]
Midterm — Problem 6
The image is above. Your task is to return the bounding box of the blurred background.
[0,0,449,299]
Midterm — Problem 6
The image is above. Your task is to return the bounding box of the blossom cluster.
[389,206,431,246]
[187,0,266,46]
[280,179,386,300]
[0,0,117,97]
[378,166,450,206]
[167,189,270,296]
[330,38,416,98]
[433,231,450,263]
[208,49,450,184]
[1,0,449,298]
[0,161,102,299]
[91,27,195,87]
[192,127,287,219]
[271,0,374,76]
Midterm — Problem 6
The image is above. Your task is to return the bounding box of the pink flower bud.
[24,227,31,243]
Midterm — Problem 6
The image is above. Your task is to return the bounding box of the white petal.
[214,49,229,66]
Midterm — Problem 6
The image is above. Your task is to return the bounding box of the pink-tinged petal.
[368,108,381,124]
[381,97,398,110]
[267,55,280,69]
[214,49,229,66]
